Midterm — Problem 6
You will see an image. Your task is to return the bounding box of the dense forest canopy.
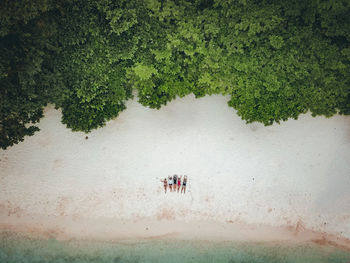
[1,0,349,149]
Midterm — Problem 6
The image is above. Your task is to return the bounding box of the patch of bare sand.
[1,95,350,251]
[0,210,349,251]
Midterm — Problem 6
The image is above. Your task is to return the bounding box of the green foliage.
[0,0,63,149]
[1,0,350,148]
[52,0,135,132]
[217,0,350,125]
[133,63,158,80]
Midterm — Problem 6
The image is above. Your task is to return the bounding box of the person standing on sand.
[168,175,173,192]
[173,174,177,191]
[177,175,182,192]
[160,178,168,193]
[181,175,187,194]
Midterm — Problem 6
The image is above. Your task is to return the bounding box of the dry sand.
[0,95,350,248]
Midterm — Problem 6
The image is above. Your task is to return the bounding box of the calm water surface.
[1,234,350,263]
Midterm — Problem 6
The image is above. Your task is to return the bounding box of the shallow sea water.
[1,234,350,263]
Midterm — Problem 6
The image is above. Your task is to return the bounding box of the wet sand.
[1,212,350,251]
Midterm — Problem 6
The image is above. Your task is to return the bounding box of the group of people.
[161,175,187,194]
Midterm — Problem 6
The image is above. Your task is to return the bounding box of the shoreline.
[2,230,350,263]
[1,212,350,251]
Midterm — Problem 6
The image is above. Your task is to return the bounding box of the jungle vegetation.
[1,0,349,149]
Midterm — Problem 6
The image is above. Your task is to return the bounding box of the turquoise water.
[1,233,350,263]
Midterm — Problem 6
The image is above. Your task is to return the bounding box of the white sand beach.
[0,95,350,248]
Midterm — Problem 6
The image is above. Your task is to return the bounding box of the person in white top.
[168,175,173,192]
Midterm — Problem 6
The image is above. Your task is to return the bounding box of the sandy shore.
[0,95,350,248]
[1,212,350,251]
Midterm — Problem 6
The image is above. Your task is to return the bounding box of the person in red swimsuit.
[160,178,168,193]
[177,175,182,193]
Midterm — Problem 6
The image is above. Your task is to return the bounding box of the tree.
[215,0,350,125]
[0,0,62,149]
[51,0,137,132]
[1,0,349,149]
